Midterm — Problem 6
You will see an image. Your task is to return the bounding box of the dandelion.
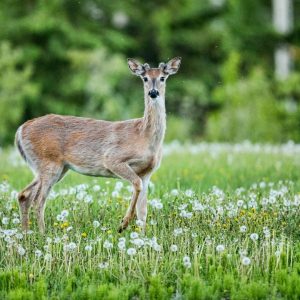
[115,181,123,190]
[44,253,52,262]
[61,210,69,218]
[241,256,251,266]
[174,228,183,236]
[171,189,179,196]
[93,220,100,228]
[85,245,92,252]
[185,189,194,197]
[17,246,26,256]
[56,215,63,222]
[2,217,9,225]
[111,191,119,198]
[15,233,23,240]
[132,238,144,248]
[237,200,244,207]
[35,249,42,258]
[54,237,61,243]
[136,219,144,227]
[64,242,77,252]
[118,241,126,251]
[84,195,93,203]
[93,185,101,192]
[216,244,225,253]
[130,232,139,239]
[153,243,161,252]
[150,219,157,225]
[103,240,113,249]
[240,225,247,233]
[183,255,191,268]
[127,248,137,256]
[98,261,109,269]
[250,233,259,241]
[170,244,178,252]
[275,250,281,257]
[12,218,20,224]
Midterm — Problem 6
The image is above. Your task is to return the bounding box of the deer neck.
[142,91,166,146]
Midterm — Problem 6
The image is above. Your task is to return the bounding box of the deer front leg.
[105,161,142,232]
[136,175,151,232]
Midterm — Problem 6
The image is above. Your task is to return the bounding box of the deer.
[15,57,181,234]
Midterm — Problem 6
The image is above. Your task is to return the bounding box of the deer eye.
[160,77,165,82]
[143,77,148,82]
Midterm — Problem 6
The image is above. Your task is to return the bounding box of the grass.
[1,142,300,299]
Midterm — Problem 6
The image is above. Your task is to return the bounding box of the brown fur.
[16,57,181,233]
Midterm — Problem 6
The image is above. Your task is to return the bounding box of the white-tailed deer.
[15,57,181,233]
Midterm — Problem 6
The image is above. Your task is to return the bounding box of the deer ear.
[127,58,147,76]
[163,57,181,75]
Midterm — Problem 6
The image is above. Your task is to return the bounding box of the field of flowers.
[1,142,300,299]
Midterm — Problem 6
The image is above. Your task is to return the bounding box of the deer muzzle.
[148,89,159,99]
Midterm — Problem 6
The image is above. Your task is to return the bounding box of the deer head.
[127,57,181,100]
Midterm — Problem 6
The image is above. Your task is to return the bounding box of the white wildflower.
[250,233,259,241]
[216,244,225,253]
[170,244,178,252]
[130,232,139,239]
[127,248,137,256]
[85,245,92,252]
[103,240,113,249]
[241,256,251,266]
[93,220,100,228]
[240,225,247,233]
[98,261,109,269]
[17,246,26,256]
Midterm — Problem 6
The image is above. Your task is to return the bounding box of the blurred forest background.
[0,0,300,146]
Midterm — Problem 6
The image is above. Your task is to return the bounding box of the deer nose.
[148,89,159,98]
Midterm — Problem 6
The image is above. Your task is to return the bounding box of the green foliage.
[0,0,300,144]
[207,67,282,142]
[0,42,38,145]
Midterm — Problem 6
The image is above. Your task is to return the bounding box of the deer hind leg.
[35,163,66,234]
[18,178,41,231]
[105,161,142,233]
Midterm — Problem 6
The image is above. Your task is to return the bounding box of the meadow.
[1,142,300,299]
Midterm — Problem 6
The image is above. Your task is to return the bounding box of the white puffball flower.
[103,240,113,249]
[93,220,100,228]
[130,232,139,239]
[136,219,144,227]
[17,246,26,256]
[61,210,69,218]
[170,244,178,252]
[127,248,137,256]
[240,225,247,233]
[153,243,161,252]
[85,245,93,252]
[183,255,191,268]
[216,244,225,253]
[241,256,251,266]
[2,217,9,225]
[93,185,101,192]
[98,262,109,269]
[171,189,179,196]
[44,253,52,262]
[118,241,126,251]
[65,242,77,251]
[250,233,259,241]
[12,218,20,224]
[237,200,244,207]
[35,249,42,258]
[133,238,145,248]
